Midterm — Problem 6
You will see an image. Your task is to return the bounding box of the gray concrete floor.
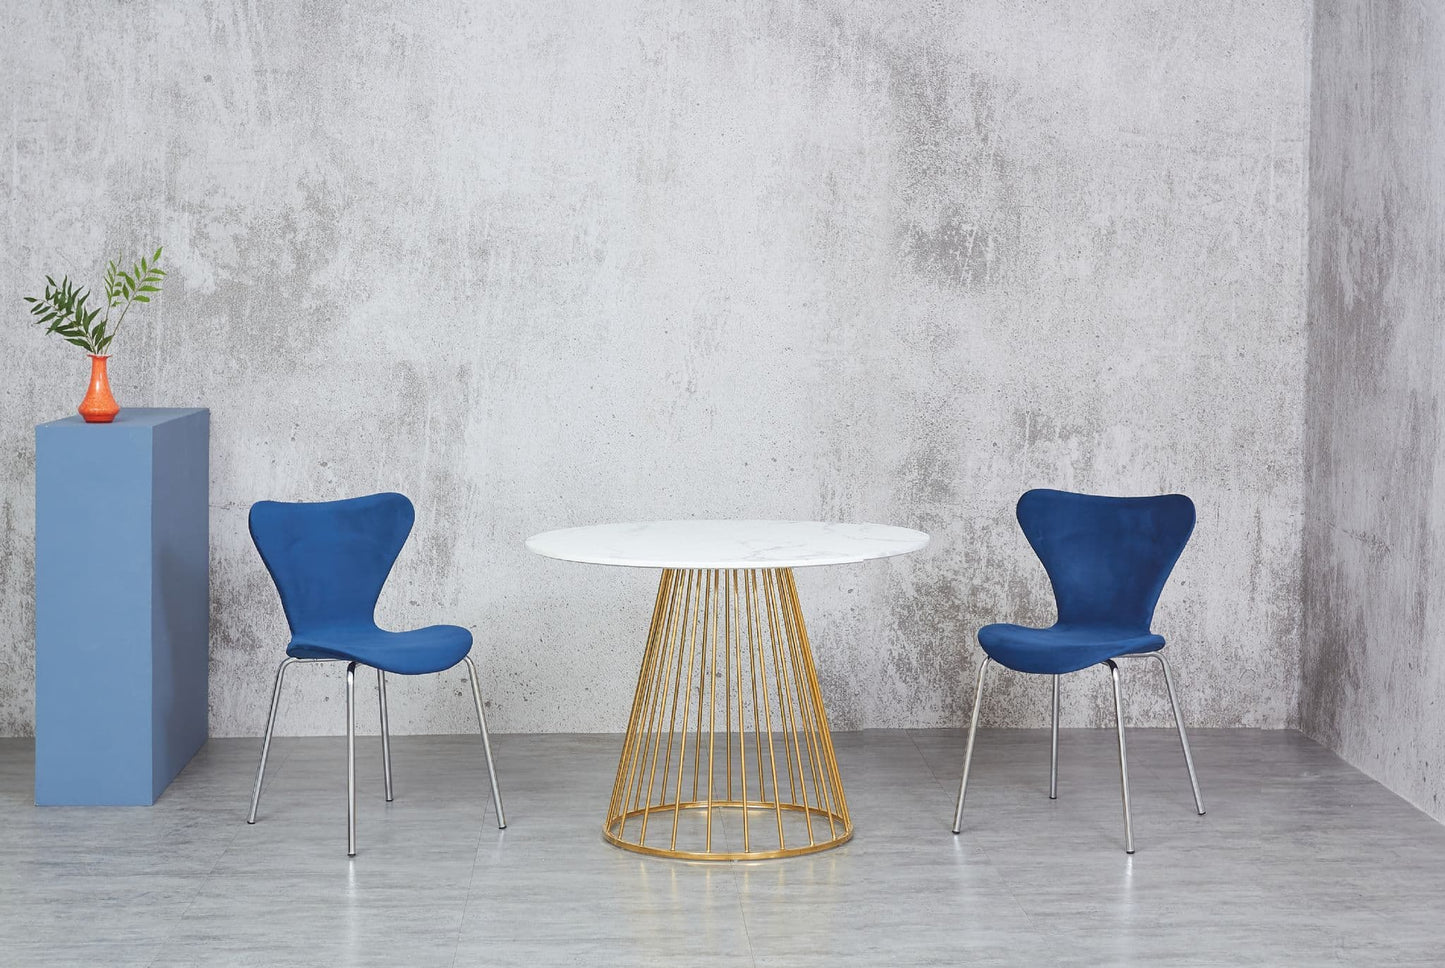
[1,728,1443,966]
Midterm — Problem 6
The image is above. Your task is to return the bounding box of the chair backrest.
[248,492,415,636]
[1016,488,1195,633]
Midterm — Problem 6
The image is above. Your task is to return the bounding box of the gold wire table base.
[605,568,852,860]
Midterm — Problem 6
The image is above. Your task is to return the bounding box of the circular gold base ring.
[604,800,853,861]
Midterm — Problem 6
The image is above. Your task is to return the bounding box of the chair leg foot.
[463,655,507,829]
[952,658,990,834]
[248,657,295,824]
[1049,674,1060,800]
[347,661,358,857]
[377,669,394,803]
[1154,653,1206,815]
[1106,659,1134,854]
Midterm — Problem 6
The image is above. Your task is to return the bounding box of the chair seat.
[287,624,473,675]
[977,623,1163,675]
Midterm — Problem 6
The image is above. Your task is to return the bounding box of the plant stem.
[107,299,133,350]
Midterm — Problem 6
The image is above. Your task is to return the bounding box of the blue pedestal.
[35,408,210,805]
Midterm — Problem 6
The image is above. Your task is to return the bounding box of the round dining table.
[526,520,929,860]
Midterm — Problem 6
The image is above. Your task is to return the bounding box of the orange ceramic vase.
[78,354,120,423]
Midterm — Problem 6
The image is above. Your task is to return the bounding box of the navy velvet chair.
[951,489,1205,853]
[245,492,505,856]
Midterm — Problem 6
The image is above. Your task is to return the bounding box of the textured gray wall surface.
[1,1,1310,737]
[1303,0,1445,822]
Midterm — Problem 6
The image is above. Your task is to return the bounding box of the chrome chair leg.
[248,657,296,824]
[1106,659,1134,854]
[463,655,507,829]
[377,669,394,803]
[1049,674,1060,800]
[1154,653,1205,815]
[952,657,991,834]
[346,661,358,857]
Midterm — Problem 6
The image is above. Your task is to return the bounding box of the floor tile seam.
[453,732,527,965]
[905,728,962,806]
[902,728,1046,937]
[143,735,304,968]
[723,793,759,967]
[448,811,487,968]
[731,858,760,968]
[143,793,254,968]
[228,731,301,796]
[908,726,1183,790]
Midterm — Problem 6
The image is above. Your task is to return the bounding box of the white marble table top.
[525,520,930,570]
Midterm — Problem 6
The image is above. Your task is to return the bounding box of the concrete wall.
[1303,0,1445,822]
[1,1,1310,737]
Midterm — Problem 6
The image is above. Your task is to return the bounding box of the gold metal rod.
[762,569,809,843]
[750,570,787,850]
[792,572,850,826]
[724,568,733,804]
[614,570,669,838]
[783,571,841,833]
[745,569,767,809]
[769,571,801,842]
[639,568,693,844]
[763,568,811,843]
[670,569,704,849]
[653,568,695,815]
[780,568,831,831]
[628,569,682,816]
[732,569,751,852]
[611,570,674,826]
[705,571,721,851]
[784,569,850,827]
[628,568,684,823]
[691,571,711,803]
[776,568,835,840]
[776,568,823,843]
[762,572,809,814]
